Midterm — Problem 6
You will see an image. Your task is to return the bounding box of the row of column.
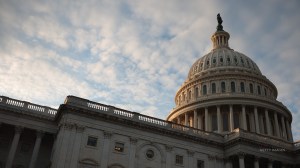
[222,153,292,168]
[1,124,45,168]
[174,105,293,141]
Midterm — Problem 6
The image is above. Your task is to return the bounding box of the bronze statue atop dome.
[217,13,223,31]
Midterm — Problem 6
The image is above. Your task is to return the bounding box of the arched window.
[264,88,267,96]
[231,81,236,92]
[195,87,199,98]
[203,85,207,95]
[188,90,192,100]
[257,86,261,95]
[249,83,253,93]
[212,83,216,94]
[221,82,226,93]
[240,82,245,93]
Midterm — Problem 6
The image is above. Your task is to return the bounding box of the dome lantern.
[211,13,230,49]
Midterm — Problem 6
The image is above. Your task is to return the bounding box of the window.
[220,58,223,63]
[227,57,230,62]
[175,155,183,165]
[212,113,217,131]
[212,83,216,94]
[231,81,236,92]
[264,88,267,96]
[206,60,209,65]
[197,160,204,168]
[257,86,261,95]
[213,58,216,64]
[249,83,253,93]
[195,87,199,98]
[146,149,154,159]
[188,90,191,100]
[240,82,245,93]
[114,142,124,152]
[221,82,226,93]
[202,85,207,95]
[87,136,97,147]
[234,57,238,63]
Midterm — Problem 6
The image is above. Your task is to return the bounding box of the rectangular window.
[114,142,124,152]
[197,160,204,168]
[87,136,97,147]
[175,155,183,165]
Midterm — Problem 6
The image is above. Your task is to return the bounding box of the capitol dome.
[167,15,293,142]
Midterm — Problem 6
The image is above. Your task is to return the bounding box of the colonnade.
[220,152,294,168]
[172,105,293,141]
[0,123,51,168]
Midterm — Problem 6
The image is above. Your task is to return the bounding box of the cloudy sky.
[0,0,300,140]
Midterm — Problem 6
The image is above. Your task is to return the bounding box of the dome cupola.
[167,14,292,141]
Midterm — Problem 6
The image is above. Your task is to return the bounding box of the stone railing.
[225,128,294,150]
[0,96,57,118]
[64,96,224,143]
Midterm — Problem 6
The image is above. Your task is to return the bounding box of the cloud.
[0,0,300,140]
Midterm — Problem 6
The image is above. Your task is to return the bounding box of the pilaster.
[101,131,112,168]
[129,137,138,168]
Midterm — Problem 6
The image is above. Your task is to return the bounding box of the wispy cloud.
[0,0,299,140]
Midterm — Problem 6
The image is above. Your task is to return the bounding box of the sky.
[0,0,300,140]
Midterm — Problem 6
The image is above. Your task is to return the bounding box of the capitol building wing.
[0,15,299,168]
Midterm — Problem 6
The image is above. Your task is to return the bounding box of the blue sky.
[0,0,300,140]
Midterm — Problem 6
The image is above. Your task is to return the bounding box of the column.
[177,116,181,125]
[194,110,198,129]
[254,156,259,168]
[197,114,202,130]
[205,107,209,131]
[6,126,23,168]
[238,153,245,168]
[268,159,273,168]
[274,112,280,137]
[101,131,112,168]
[285,120,293,142]
[217,106,222,133]
[281,116,287,139]
[69,125,85,168]
[242,105,247,130]
[265,109,271,135]
[254,107,260,133]
[129,138,138,168]
[185,113,188,126]
[229,105,234,131]
[29,130,44,168]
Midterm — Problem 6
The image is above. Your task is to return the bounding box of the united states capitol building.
[0,15,299,168]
